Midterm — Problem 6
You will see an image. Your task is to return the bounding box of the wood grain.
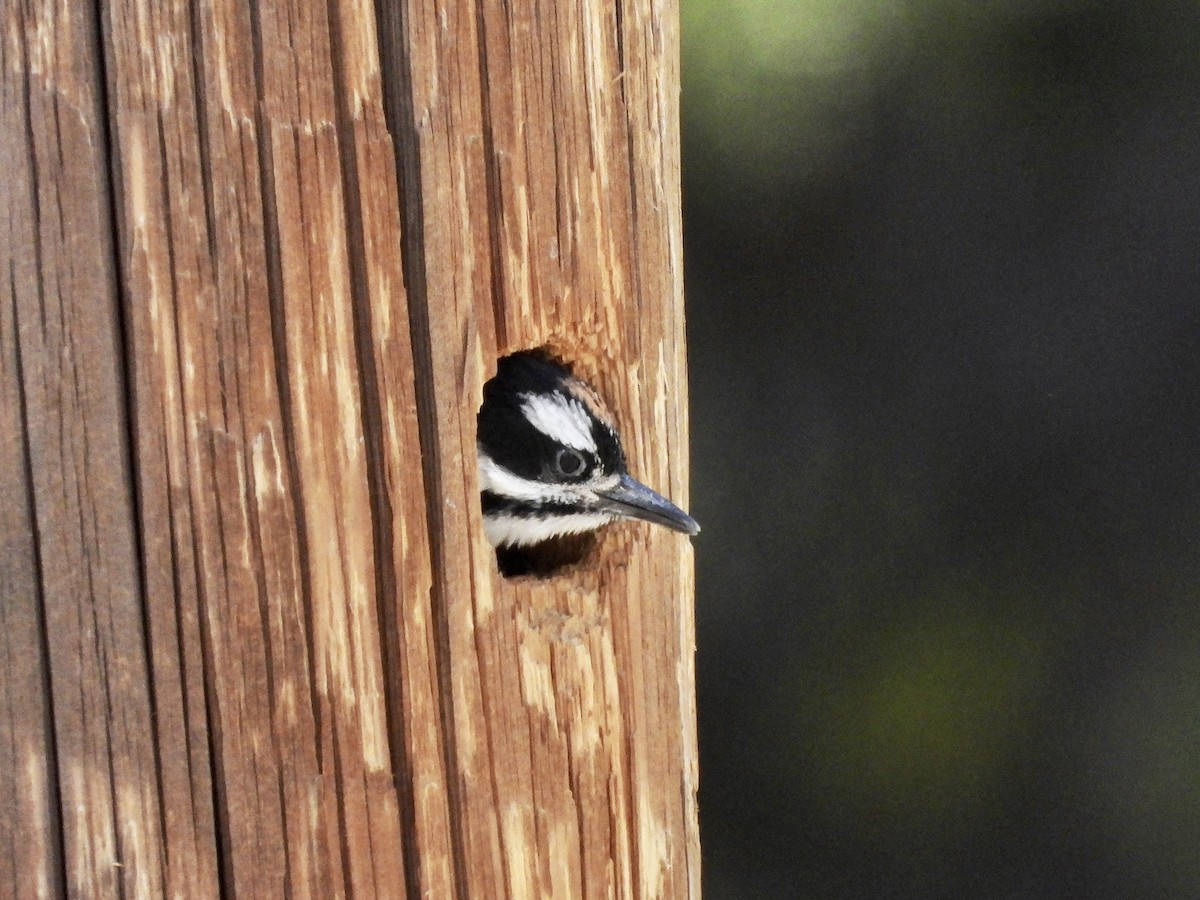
[2,0,169,896]
[0,12,62,884]
[4,0,695,894]
[379,0,699,895]
[103,0,414,893]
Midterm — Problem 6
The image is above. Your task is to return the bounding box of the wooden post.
[1,0,696,895]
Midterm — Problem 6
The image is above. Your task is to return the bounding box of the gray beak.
[595,474,700,536]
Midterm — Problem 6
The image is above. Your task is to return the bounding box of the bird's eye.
[554,448,587,478]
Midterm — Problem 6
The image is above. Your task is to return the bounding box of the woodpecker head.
[477,352,700,548]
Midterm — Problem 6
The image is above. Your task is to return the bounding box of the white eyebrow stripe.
[518,392,598,452]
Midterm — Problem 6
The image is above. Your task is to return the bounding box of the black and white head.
[477,352,700,549]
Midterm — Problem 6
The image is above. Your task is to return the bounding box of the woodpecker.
[477,352,700,548]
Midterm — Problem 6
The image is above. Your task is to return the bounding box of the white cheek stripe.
[519,392,598,453]
[478,453,577,505]
[484,512,616,548]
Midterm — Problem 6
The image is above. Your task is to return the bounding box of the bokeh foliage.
[683,1,1200,896]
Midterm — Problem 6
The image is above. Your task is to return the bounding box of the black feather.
[477,351,626,482]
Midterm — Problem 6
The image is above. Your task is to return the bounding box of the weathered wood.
[4,0,695,894]
[326,1,459,894]
[102,0,415,894]
[2,1,169,896]
[0,21,61,886]
[378,0,699,895]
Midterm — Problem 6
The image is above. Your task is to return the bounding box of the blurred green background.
[681,1,1200,896]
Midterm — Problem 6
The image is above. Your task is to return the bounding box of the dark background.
[682,2,1200,897]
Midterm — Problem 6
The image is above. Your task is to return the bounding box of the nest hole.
[494,531,598,578]
[482,346,601,578]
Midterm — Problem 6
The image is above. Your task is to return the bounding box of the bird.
[476,351,700,549]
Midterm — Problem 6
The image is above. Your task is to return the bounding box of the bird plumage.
[477,352,699,548]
